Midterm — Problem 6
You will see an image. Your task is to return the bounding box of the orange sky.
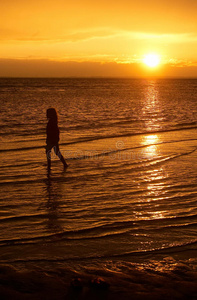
[0,0,197,77]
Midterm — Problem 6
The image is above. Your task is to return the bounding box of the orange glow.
[0,0,197,77]
[142,134,159,157]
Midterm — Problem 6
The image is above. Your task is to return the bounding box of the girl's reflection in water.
[44,172,65,234]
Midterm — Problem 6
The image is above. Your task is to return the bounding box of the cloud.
[0,26,118,43]
[0,58,197,78]
[1,1,197,44]
[129,32,197,43]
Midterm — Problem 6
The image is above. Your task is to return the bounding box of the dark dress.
[46,119,60,153]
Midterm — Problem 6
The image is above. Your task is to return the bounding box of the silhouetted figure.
[46,108,68,171]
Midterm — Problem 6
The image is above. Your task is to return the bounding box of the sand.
[0,262,197,300]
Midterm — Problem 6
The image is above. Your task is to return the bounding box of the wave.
[1,125,197,153]
[0,213,196,246]
[110,240,197,260]
[0,213,48,224]
[1,137,197,170]
[67,144,197,176]
[3,240,197,264]
[0,176,47,186]
[0,161,40,170]
[0,145,44,153]
[175,121,197,128]
[1,144,196,186]
[0,150,194,186]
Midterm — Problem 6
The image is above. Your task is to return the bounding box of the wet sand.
[0,261,197,300]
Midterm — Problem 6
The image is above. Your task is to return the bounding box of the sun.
[143,54,160,68]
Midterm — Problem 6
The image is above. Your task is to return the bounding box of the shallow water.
[0,78,197,277]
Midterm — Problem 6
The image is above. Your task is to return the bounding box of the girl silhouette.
[46,108,68,171]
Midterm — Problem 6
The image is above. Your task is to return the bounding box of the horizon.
[1,75,197,79]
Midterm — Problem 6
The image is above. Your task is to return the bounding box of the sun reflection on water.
[142,134,159,158]
[142,80,164,132]
[139,86,170,221]
[142,164,169,220]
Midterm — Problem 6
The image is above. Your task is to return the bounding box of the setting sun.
[143,54,160,68]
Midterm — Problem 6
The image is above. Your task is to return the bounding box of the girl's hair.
[47,108,58,123]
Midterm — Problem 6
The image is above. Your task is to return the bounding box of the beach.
[0,257,197,300]
[0,78,197,299]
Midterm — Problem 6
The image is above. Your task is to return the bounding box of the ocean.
[0,78,197,299]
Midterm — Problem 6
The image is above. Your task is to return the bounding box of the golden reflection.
[144,134,158,144]
[142,80,163,132]
[139,82,169,221]
[141,80,162,157]
[143,166,169,220]
[44,173,64,233]
[142,134,159,158]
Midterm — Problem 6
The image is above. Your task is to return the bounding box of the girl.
[46,108,68,170]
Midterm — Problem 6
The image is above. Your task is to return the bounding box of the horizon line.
[0,76,197,79]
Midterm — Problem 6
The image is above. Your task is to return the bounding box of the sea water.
[0,78,197,291]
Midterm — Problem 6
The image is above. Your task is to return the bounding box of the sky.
[0,0,197,77]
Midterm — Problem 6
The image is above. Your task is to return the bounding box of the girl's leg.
[47,155,51,170]
[46,147,52,171]
[54,145,68,168]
